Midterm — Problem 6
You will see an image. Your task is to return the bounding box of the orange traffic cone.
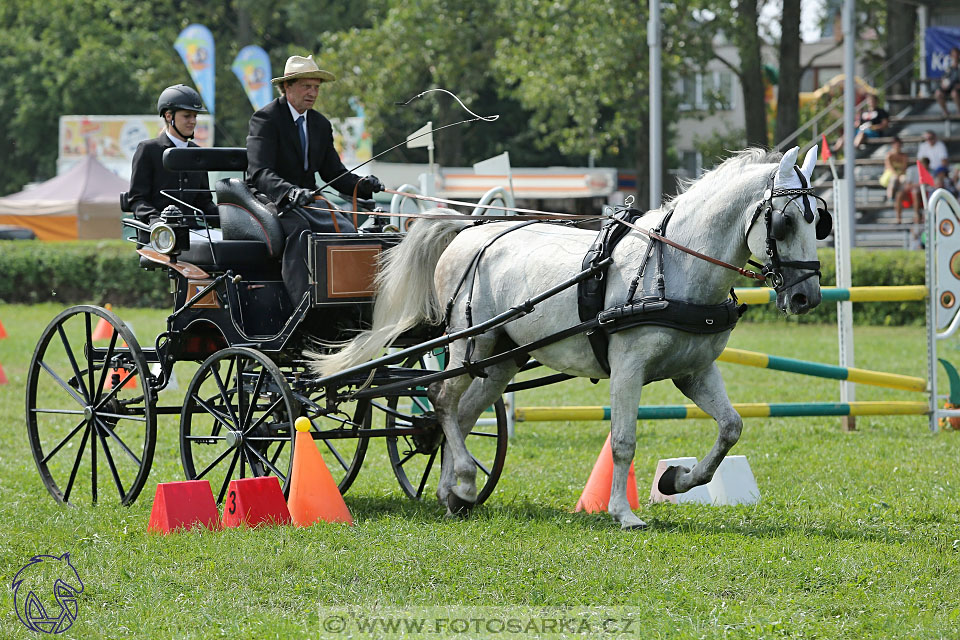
[574,433,639,513]
[0,317,7,339]
[0,362,7,385]
[92,304,114,341]
[287,417,353,526]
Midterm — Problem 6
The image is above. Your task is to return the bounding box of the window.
[677,71,736,111]
[680,150,701,180]
[679,76,698,110]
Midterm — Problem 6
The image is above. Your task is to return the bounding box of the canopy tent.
[0,155,127,240]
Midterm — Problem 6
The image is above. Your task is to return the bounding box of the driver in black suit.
[128,84,218,228]
[246,54,383,303]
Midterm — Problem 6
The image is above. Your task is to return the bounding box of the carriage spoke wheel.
[293,389,370,496]
[26,305,157,506]
[180,347,297,504]
[380,353,508,505]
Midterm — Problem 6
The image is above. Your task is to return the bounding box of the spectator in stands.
[879,137,910,223]
[935,47,960,119]
[904,159,932,226]
[935,161,959,197]
[917,130,949,171]
[852,93,889,148]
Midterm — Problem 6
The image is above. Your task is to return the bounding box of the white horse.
[313,146,827,529]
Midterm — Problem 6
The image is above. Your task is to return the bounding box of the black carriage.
[25,148,509,508]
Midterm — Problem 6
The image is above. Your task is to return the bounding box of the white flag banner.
[473,151,511,176]
[406,121,433,149]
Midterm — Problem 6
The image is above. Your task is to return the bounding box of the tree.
[774,0,802,147]
[884,0,916,97]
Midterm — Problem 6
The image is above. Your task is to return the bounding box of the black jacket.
[246,96,368,203]
[128,133,218,226]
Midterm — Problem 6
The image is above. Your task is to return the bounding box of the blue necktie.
[295,115,307,170]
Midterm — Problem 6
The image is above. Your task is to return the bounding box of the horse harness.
[578,208,745,374]
[746,168,832,290]
[441,171,831,377]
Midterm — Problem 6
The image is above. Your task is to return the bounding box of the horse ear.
[778,146,800,181]
[801,145,818,179]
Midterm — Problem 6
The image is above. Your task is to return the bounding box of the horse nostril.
[791,293,808,309]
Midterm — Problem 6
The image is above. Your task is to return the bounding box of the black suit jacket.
[128,133,218,226]
[246,96,366,203]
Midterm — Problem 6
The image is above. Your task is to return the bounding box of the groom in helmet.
[128,84,219,228]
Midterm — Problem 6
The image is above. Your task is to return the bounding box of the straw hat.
[271,55,335,86]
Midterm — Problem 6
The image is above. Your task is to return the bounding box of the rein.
[307,180,825,289]
[381,189,600,218]
[612,216,768,282]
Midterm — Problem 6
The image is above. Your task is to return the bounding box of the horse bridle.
[748,168,833,291]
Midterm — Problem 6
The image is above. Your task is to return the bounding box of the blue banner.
[926,26,960,79]
[174,24,215,115]
[231,45,273,111]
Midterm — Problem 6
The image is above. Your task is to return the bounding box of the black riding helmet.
[157,84,206,140]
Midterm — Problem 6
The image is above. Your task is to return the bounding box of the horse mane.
[662,147,783,214]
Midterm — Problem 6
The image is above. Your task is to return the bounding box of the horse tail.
[308,209,471,376]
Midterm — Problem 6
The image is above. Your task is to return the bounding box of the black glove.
[363,175,384,194]
[286,187,315,207]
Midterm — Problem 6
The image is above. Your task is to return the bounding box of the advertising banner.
[174,24,216,115]
[232,45,273,111]
[58,115,214,179]
[926,26,960,78]
[330,117,372,170]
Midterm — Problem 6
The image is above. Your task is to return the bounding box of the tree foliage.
[0,0,895,199]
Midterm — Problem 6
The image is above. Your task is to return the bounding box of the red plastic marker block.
[221,477,291,529]
[148,480,220,534]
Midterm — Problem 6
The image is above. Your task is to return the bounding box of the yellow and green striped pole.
[514,401,929,422]
[717,347,927,393]
[732,285,928,305]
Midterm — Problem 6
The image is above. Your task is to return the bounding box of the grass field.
[1,303,959,638]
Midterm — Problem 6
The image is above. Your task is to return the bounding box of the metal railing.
[775,40,917,154]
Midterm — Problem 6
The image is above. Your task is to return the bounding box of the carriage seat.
[216,178,284,259]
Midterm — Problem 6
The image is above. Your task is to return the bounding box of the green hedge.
[0,240,170,307]
[740,248,926,325]
[0,241,928,323]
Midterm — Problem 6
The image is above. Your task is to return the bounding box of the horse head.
[746,145,829,315]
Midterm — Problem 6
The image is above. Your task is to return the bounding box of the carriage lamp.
[150,206,191,256]
[149,223,178,254]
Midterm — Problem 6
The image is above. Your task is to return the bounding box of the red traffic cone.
[221,477,291,528]
[287,417,353,526]
[0,362,7,385]
[148,480,220,533]
[0,317,7,339]
[574,433,639,513]
[92,304,114,340]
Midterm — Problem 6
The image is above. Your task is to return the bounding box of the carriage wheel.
[180,347,297,504]
[293,391,370,496]
[25,305,157,506]
[380,353,508,504]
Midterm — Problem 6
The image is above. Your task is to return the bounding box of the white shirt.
[165,130,189,148]
[918,139,948,172]
[288,101,309,169]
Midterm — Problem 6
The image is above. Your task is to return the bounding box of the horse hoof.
[621,520,649,531]
[446,493,474,518]
[658,465,686,495]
